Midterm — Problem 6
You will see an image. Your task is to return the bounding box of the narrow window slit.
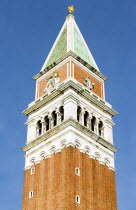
[75,168,80,176]
[75,195,80,204]
[29,191,34,199]
[30,167,35,175]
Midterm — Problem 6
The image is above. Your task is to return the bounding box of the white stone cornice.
[66,142,75,148]
[23,80,117,117]
[79,149,85,154]
[109,166,116,171]
[99,161,105,165]
[24,142,116,171]
[90,155,96,159]
[45,155,51,159]
[24,166,31,170]
[55,149,62,154]
[25,118,35,126]
[35,161,41,165]
[105,119,115,127]
[63,93,78,104]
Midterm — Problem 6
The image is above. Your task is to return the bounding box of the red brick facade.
[37,63,68,98]
[36,61,104,99]
[74,63,104,99]
[22,146,117,210]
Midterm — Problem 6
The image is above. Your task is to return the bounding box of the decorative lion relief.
[44,73,60,92]
[83,77,94,90]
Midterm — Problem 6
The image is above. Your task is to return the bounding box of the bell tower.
[22,7,118,210]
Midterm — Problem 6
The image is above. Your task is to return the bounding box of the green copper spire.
[74,27,97,69]
[40,8,99,72]
[45,26,67,68]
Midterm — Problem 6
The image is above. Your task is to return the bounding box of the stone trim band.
[24,145,116,172]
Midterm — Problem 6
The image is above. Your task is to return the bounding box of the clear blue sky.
[0,0,135,209]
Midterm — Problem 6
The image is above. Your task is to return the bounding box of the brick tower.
[22,6,118,210]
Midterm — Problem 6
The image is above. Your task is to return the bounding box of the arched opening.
[36,120,42,136]
[91,116,96,132]
[77,106,82,122]
[98,121,103,137]
[59,106,64,122]
[52,111,57,127]
[44,116,49,131]
[84,111,89,127]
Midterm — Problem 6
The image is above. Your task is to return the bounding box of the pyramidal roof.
[40,14,99,72]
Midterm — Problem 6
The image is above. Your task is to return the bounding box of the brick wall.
[74,63,104,99]
[22,146,117,210]
[36,61,104,100]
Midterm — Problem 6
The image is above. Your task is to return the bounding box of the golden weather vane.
[68,5,74,15]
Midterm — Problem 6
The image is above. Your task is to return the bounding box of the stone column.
[64,98,77,120]
[48,114,52,130]
[95,118,99,135]
[89,115,92,130]
[79,110,82,124]
[56,109,60,125]
[41,120,45,134]
[101,126,104,138]
[81,110,85,126]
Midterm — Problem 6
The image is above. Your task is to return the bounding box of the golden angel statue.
[68,5,74,15]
